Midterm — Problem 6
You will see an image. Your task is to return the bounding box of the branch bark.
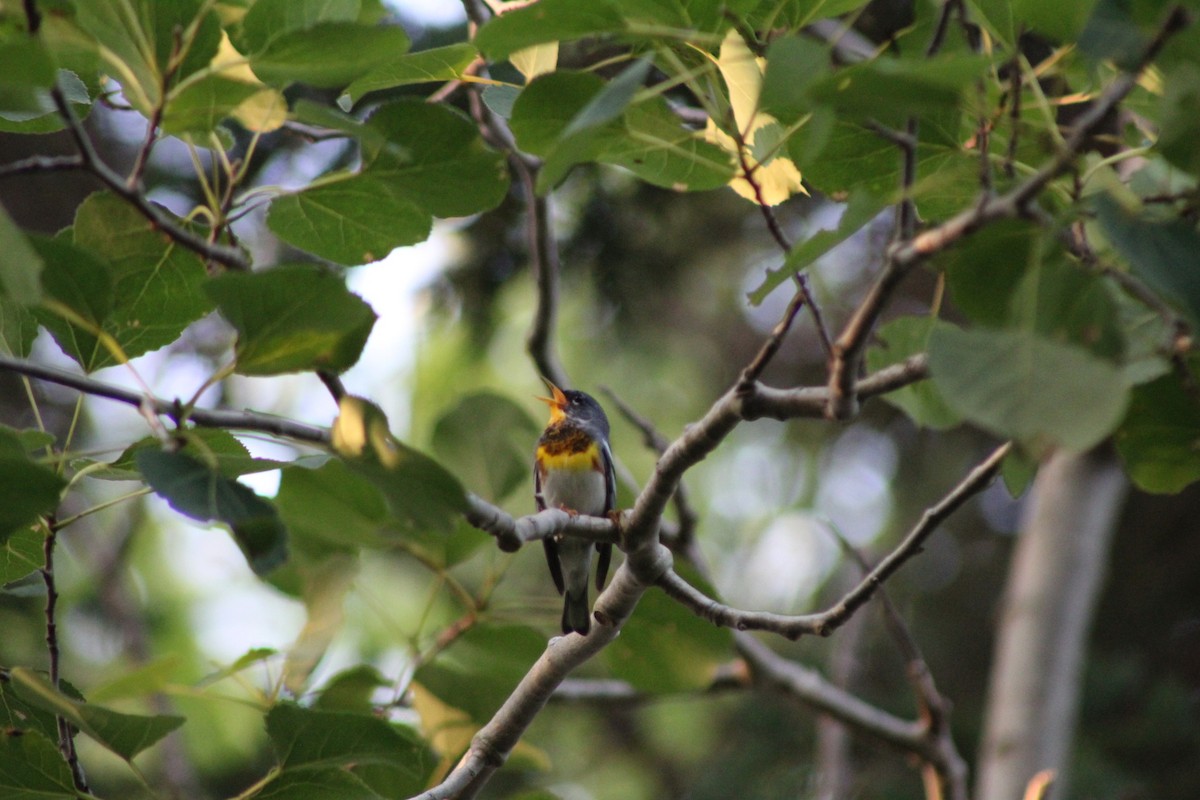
[975,447,1128,800]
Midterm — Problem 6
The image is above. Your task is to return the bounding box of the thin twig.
[0,354,330,444]
[825,8,1188,420]
[127,27,183,190]
[655,442,1010,639]
[45,86,249,271]
[600,387,701,546]
[0,154,84,179]
[740,288,809,387]
[734,139,835,360]
[41,518,89,792]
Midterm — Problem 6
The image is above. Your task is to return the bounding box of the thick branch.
[464,495,621,553]
[408,548,674,800]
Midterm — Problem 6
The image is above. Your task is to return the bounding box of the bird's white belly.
[542,467,607,517]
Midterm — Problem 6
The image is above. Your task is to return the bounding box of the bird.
[534,379,616,636]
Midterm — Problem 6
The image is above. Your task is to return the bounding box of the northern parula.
[534,380,616,635]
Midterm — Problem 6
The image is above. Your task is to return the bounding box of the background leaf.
[866,316,961,430]
[929,325,1130,451]
[432,392,540,502]
[1115,371,1200,493]
[414,623,547,722]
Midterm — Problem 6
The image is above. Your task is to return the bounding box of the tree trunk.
[975,447,1128,800]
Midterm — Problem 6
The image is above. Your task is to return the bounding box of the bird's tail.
[561,587,591,635]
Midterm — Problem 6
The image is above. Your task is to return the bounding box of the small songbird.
[534,379,616,636]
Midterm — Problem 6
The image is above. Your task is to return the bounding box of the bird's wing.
[535,460,565,594]
[595,439,616,591]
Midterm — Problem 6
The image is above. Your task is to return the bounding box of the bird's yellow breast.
[537,439,602,472]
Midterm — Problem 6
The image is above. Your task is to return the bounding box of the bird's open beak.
[536,378,568,421]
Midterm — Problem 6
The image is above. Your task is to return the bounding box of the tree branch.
[45,86,250,271]
[0,154,83,179]
[464,495,622,553]
[656,442,1010,639]
[0,355,330,444]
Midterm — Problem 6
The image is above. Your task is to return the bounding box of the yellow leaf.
[510,43,558,82]
[212,32,260,85]
[705,29,806,206]
[715,28,764,137]
[233,88,286,132]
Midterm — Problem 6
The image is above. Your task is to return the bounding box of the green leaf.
[866,316,962,429]
[35,189,213,371]
[473,0,625,61]
[929,326,1130,452]
[315,665,389,712]
[0,202,42,306]
[607,566,733,693]
[276,458,389,553]
[162,74,263,136]
[0,69,89,135]
[749,191,888,304]
[526,61,653,192]
[1013,0,1099,41]
[339,43,479,109]
[256,766,387,800]
[1096,195,1200,329]
[267,175,431,265]
[1116,372,1200,493]
[806,53,988,126]
[0,37,57,121]
[72,192,213,363]
[0,457,64,546]
[205,264,377,375]
[1008,255,1125,360]
[759,36,831,123]
[240,0,363,54]
[99,428,287,481]
[32,235,114,370]
[415,623,547,722]
[10,668,184,762]
[1001,444,1039,496]
[75,0,220,113]
[510,71,616,191]
[1158,62,1200,174]
[365,100,510,218]
[250,22,412,88]
[600,97,735,191]
[1,527,44,586]
[88,656,183,704]
[266,703,430,772]
[331,396,468,533]
[1079,0,1152,68]
[941,220,1039,327]
[136,448,288,574]
[432,392,540,502]
[0,297,38,357]
[0,729,77,799]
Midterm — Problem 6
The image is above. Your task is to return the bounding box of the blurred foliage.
[0,0,1198,799]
